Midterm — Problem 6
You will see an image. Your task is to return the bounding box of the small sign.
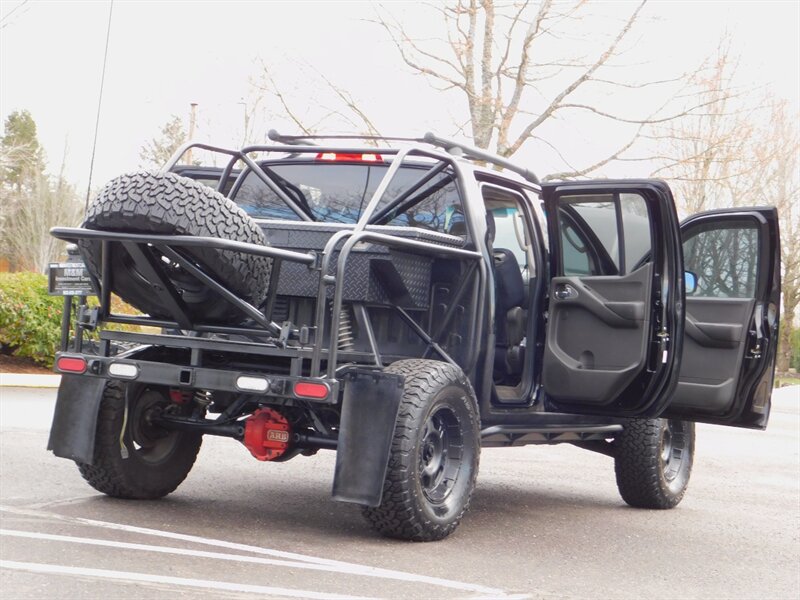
[48,262,95,296]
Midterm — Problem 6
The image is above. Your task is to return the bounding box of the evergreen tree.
[1,110,45,188]
[139,115,188,168]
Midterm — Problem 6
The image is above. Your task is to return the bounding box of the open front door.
[541,181,683,417]
[662,207,781,429]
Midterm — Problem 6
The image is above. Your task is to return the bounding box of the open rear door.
[541,181,683,417]
[662,207,781,429]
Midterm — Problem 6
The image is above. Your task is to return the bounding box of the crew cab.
[47,131,781,541]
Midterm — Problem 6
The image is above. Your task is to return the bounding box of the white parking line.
[0,559,375,600]
[0,505,511,597]
[0,528,444,585]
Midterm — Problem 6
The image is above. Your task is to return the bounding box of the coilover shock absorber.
[193,390,213,408]
[191,390,212,418]
[338,304,355,351]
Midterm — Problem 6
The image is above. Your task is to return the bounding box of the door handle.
[551,278,641,327]
[554,284,577,300]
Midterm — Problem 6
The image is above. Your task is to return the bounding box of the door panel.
[544,264,651,403]
[663,208,781,429]
[673,298,755,413]
[541,181,683,416]
[684,302,748,348]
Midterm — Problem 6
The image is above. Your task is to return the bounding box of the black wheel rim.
[120,249,210,305]
[129,388,183,464]
[661,419,689,485]
[419,404,464,510]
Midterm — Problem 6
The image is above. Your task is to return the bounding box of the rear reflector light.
[237,376,270,392]
[56,356,87,373]
[294,381,330,399]
[108,362,139,379]
[315,152,383,163]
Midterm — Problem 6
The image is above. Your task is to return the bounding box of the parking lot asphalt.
[0,385,798,599]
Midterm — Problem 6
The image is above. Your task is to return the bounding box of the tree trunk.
[777,289,797,374]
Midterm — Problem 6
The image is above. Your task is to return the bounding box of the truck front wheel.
[614,418,695,509]
[361,359,480,541]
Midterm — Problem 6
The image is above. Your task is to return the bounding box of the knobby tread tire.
[79,171,271,323]
[76,381,202,499]
[614,418,694,509]
[361,359,480,541]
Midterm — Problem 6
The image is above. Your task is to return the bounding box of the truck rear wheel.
[361,359,480,541]
[614,418,695,509]
[76,381,202,499]
[80,171,271,324]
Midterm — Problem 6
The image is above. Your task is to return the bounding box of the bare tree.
[0,110,74,272]
[647,38,757,214]
[374,0,711,177]
[654,68,799,374]
[248,62,384,144]
[750,101,800,374]
[2,166,83,272]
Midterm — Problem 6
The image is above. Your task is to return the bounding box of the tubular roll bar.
[50,227,318,338]
[264,129,542,186]
[51,228,317,263]
[422,132,541,186]
[55,132,514,379]
[164,130,541,201]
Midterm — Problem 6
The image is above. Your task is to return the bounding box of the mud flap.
[332,369,404,506]
[47,374,107,464]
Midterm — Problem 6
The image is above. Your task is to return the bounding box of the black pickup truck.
[47,132,781,541]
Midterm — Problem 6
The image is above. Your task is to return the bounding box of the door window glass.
[561,219,593,276]
[683,222,759,298]
[620,193,652,270]
[559,192,651,277]
[570,198,619,272]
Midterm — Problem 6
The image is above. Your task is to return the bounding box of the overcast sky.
[1,0,798,192]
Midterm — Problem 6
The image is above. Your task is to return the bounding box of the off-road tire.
[76,381,202,499]
[80,171,271,324]
[614,418,694,509]
[362,359,480,541]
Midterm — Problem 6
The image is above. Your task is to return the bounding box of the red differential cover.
[243,408,291,461]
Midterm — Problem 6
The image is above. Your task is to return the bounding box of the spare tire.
[79,171,272,324]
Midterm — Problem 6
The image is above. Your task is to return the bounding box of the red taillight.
[293,381,330,399]
[56,356,87,374]
[315,152,383,163]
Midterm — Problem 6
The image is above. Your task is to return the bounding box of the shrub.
[0,272,145,367]
[0,272,64,366]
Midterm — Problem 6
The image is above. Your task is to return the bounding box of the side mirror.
[685,271,698,295]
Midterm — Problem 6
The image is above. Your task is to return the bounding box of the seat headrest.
[448,219,467,237]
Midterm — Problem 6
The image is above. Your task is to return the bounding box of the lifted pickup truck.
[48,132,781,541]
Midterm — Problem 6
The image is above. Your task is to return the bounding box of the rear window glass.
[232,162,463,234]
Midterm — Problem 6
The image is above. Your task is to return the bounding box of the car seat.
[486,212,527,380]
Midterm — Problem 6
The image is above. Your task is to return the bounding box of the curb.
[0,373,61,388]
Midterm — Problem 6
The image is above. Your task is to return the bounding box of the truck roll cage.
[50,132,510,380]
